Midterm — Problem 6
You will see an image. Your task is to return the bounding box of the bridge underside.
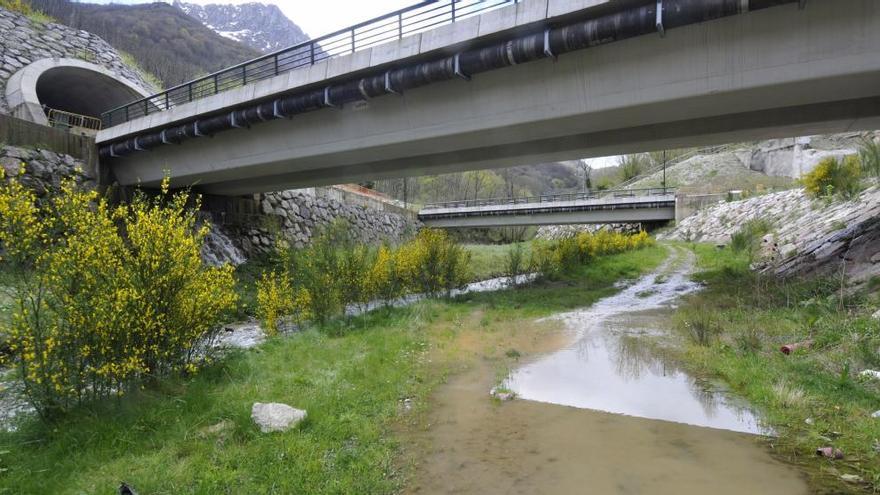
[102,0,880,196]
[420,206,675,228]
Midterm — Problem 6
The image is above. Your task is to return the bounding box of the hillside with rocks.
[661,184,880,282]
[626,133,868,194]
[29,0,260,86]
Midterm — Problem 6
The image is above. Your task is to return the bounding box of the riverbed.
[406,247,809,494]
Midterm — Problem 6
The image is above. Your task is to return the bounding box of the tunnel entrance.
[36,66,143,120]
[5,58,152,135]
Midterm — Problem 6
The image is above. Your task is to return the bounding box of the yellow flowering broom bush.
[255,270,312,336]
[258,225,471,327]
[0,172,237,414]
[532,230,654,277]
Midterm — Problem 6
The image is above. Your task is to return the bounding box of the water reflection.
[505,248,767,434]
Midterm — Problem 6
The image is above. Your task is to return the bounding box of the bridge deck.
[418,189,676,227]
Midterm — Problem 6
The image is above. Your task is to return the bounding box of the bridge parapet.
[418,188,677,227]
[422,187,675,211]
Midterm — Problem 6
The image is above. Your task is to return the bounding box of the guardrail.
[47,108,102,133]
[101,0,517,128]
[422,187,675,210]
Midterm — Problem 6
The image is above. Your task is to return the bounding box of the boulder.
[251,402,307,432]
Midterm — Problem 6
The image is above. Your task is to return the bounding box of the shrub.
[0,173,237,414]
[802,156,863,199]
[505,243,525,279]
[397,229,471,296]
[858,138,880,178]
[730,218,772,261]
[529,230,654,277]
[618,154,651,182]
[255,270,311,336]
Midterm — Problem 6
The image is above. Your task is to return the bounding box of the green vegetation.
[802,155,864,199]
[119,51,163,91]
[0,241,664,494]
[729,218,772,262]
[29,0,259,87]
[0,174,237,415]
[673,243,880,491]
[859,138,880,178]
[617,154,651,182]
[0,0,52,23]
[462,242,531,280]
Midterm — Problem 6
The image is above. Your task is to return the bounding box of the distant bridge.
[92,0,880,196]
[417,188,675,227]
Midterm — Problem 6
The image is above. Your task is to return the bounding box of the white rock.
[873,309,880,321]
[251,402,307,432]
[859,370,880,380]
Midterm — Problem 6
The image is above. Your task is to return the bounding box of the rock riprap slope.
[0,7,154,115]
[661,185,880,280]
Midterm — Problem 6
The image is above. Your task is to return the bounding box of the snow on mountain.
[173,1,311,53]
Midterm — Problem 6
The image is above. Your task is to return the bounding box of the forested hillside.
[29,0,260,87]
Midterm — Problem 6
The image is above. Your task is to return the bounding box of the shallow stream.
[407,247,809,494]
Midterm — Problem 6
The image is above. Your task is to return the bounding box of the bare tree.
[578,159,593,192]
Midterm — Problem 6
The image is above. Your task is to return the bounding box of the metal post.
[351,28,356,53]
[274,55,279,76]
[310,43,315,64]
[662,149,667,193]
[451,0,456,22]
[242,65,247,86]
[398,12,403,39]
[165,92,169,110]
[214,74,219,94]
[188,83,193,102]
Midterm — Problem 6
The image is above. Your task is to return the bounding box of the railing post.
[188,83,193,102]
[214,74,219,94]
[351,28,356,53]
[310,42,315,64]
[144,99,149,116]
[124,105,129,123]
[451,0,456,22]
[165,92,169,110]
[242,65,247,86]
[274,54,279,76]
[398,12,403,39]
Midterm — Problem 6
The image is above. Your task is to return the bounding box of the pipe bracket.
[385,71,401,95]
[543,28,556,59]
[273,100,287,119]
[323,86,339,108]
[454,54,471,80]
[656,0,665,37]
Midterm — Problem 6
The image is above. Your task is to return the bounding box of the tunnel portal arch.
[5,58,152,130]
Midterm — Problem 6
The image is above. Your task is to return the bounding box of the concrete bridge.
[96,0,880,196]
[418,188,675,227]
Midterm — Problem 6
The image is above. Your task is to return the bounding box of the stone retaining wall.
[0,144,94,197]
[236,188,419,255]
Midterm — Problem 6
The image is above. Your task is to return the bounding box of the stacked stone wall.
[238,188,418,255]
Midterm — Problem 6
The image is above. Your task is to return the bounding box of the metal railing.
[422,187,675,210]
[101,0,517,128]
[46,108,103,133]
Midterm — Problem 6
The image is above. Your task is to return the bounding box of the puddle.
[504,249,764,434]
[407,247,808,494]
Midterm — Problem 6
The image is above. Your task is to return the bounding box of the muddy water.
[407,247,809,494]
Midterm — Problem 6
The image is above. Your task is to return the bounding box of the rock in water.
[251,402,307,432]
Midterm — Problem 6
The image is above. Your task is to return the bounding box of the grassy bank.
[462,242,532,281]
[673,243,880,492]
[0,245,666,494]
